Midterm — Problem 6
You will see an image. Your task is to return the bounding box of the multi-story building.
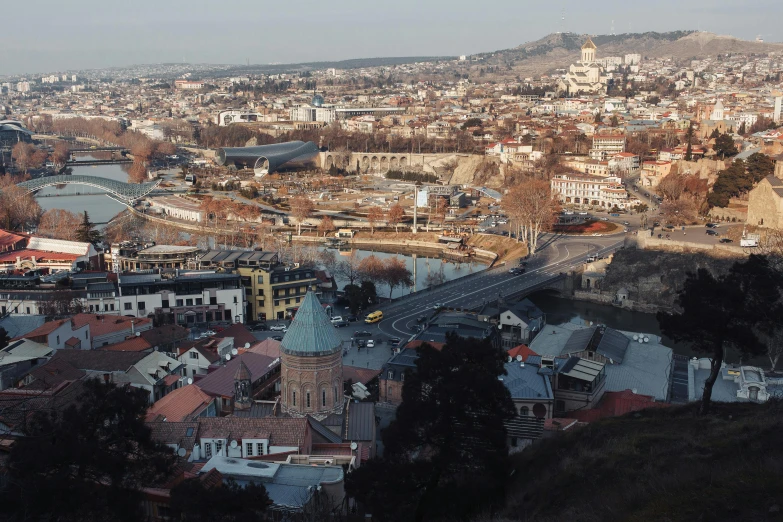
[117,271,245,326]
[589,133,626,160]
[551,174,635,209]
[609,152,640,174]
[196,250,319,321]
[289,104,336,123]
[109,243,200,272]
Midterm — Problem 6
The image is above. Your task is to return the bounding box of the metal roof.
[215,141,319,175]
[344,401,375,441]
[596,328,630,364]
[559,357,605,382]
[502,361,554,400]
[280,292,342,357]
[562,327,597,355]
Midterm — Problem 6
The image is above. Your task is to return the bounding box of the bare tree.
[505,179,556,254]
[387,204,405,233]
[336,250,363,286]
[290,195,315,236]
[379,257,414,299]
[317,216,335,237]
[367,206,385,235]
[51,141,71,166]
[358,255,384,284]
[0,185,43,231]
[37,209,82,241]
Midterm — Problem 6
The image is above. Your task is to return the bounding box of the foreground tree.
[0,380,175,522]
[0,185,42,231]
[379,257,413,299]
[348,334,514,521]
[170,477,270,522]
[503,178,555,253]
[37,209,82,241]
[713,132,738,159]
[658,256,775,414]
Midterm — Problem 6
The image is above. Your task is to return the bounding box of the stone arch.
[371,156,380,171]
[302,382,315,411]
[361,156,370,171]
[325,155,334,170]
[399,156,408,167]
[380,156,389,172]
[288,381,299,408]
[390,156,399,169]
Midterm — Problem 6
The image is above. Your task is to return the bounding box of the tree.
[0,380,175,522]
[358,254,384,284]
[379,257,413,299]
[75,211,102,245]
[170,477,270,522]
[335,250,362,286]
[317,215,335,237]
[713,132,738,159]
[11,143,38,174]
[659,198,698,225]
[367,206,385,235]
[290,195,314,236]
[684,122,694,161]
[352,334,514,521]
[657,257,772,414]
[0,185,42,231]
[37,209,82,241]
[387,204,405,233]
[52,141,71,166]
[0,327,9,350]
[503,179,555,253]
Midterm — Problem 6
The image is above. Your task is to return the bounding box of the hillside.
[469,30,783,78]
[497,401,783,522]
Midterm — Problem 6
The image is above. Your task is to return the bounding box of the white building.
[624,54,641,65]
[217,109,265,126]
[559,38,608,95]
[290,104,336,123]
[589,134,626,160]
[551,174,635,209]
[149,196,204,223]
[16,82,30,93]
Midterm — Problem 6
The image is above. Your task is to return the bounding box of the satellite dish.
[244,342,250,349]
[231,348,238,356]
[516,355,523,362]
[177,448,186,457]
[230,440,238,449]
[350,442,358,451]
[187,377,193,385]
[507,356,512,362]
[633,335,639,341]
[225,353,232,361]
[136,332,141,337]
[643,337,649,343]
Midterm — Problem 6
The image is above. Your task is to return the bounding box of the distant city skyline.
[2,0,782,76]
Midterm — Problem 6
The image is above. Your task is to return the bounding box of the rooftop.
[280,292,342,357]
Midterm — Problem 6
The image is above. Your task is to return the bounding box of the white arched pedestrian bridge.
[16,175,161,203]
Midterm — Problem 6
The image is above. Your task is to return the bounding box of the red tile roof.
[404,340,445,351]
[196,417,309,449]
[194,352,277,398]
[0,229,27,251]
[342,366,382,385]
[247,339,281,359]
[99,336,152,352]
[211,324,257,348]
[507,344,539,361]
[0,249,81,263]
[568,390,670,423]
[71,313,152,337]
[16,318,73,340]
[148,385,214,422]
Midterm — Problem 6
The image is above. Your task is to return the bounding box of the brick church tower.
[280,292,344,416]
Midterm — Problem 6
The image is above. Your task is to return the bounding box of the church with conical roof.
[279,292,344,417]
[560,37,608,95]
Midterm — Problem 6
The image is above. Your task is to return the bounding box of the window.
[138,301,145,310]
[204,443,212,459]
[520,406,529,416]
[257,442,264,455]
[245,443,253,457]
[185,427,194,437]
[224,310,231,321]
[89,305,94,312]
[322,389,326,407]
[176,313,184,323]
[186,299,193,306]
[285,299,291,305]
[210,297,217,305]
[124,302,132,310]
[292,391,296,406]
[388,371,394,379]
[176,299,184,307]
[110,304,115,311]
[56,335,60,344]
[215,440,223,455]
[306,392,311,408]
[162,299,169,308]
[189,351,199,359]
[196,298,203,305]
[26,307,30,314]
[284,275,289,282]
[257,275,264,284]
[233,296,238,304]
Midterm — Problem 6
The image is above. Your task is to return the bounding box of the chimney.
[131,320,135,335]
[775,159,783,181]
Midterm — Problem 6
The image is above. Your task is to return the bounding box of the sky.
[2,0,782,76]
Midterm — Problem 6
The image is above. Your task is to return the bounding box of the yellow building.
[197,251,319,321]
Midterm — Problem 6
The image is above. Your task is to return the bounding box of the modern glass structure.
[215,141,319,176]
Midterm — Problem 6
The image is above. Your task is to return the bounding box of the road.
[373,232,626,339]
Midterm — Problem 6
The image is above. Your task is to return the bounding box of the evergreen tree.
[0,327,9,350]
[75,211,102,245]
[685,122,694,161]
[170,477,270,522]
[713,132,738,159]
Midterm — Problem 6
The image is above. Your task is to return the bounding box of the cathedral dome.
[312,94,325,107]
[280,292,342,357]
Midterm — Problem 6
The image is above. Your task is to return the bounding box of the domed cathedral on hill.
[559,37,609,95]
[279,292,344,417]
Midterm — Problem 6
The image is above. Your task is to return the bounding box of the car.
[664,224,675,230]
[719,238,734,243]
[417,315,428,323]
[518,260,528,266]
[346,314,357,322]
[353,331,372,338]
[330,315,344,323]
[509,268,519,275]
[269,324,287,331]
[332,320,349,328]
[600,217,609,221]
[622,221,630,226]
[706,229,719,236]
[389,337,401,347]
[411,325,423,333]
[706,223,719,228]
[653,222,661,227]
[271,335,283,341]
[433,303,443,310]
[249,323,268,331]
[366,340,375,348]
[586,256,597,262]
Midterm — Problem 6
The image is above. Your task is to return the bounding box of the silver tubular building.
[215,141,319,176]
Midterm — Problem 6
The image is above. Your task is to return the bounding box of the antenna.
[611,20,615,36]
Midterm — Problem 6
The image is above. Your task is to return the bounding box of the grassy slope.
[499,401,783,522]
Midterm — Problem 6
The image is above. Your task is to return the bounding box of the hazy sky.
[2,0,782,75]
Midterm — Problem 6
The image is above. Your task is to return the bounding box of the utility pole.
[412,185,418,234]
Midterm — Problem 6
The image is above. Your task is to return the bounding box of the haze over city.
[3,0,783,74]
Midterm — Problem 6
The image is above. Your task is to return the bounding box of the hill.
[495,401,783,522]
[468,31,783,78]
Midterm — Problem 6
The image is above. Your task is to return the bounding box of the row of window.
[289,386,338,409]
[202,440,265,459]
[270,271,313,284]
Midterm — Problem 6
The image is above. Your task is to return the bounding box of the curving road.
[373,232,626,339]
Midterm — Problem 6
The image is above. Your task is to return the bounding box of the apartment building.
[589,134,626,160]
[551,174,634,209]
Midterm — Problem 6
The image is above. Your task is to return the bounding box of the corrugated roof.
[344,401,375,441]
[502,361,554,400]
[280,292,342,356]
[596,328,630,363]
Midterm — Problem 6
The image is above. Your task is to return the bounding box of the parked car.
[330,315,344,323]
[389,337,401,347]
[353,331,372,338]
[412,325,423,333]
[249,323,268,331]
[706,223,719,228]
[366,340,375,348]
[271,335,283,341]
[433,303,443,310]
[417,315,428,323]
[600,217,609,221]
[269,324,287,332]
[706,229,719,236]
[622,221,630,226]
[719,238,734,243]
[346,314,357,322]
[333,320,349,327]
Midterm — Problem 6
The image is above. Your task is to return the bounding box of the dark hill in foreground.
[497,401,783,522]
